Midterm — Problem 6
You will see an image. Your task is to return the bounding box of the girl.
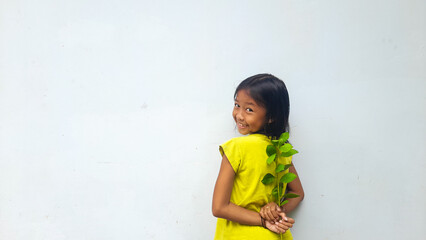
[212,74,304,239]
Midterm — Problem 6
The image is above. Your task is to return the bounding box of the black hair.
[234,73,290,140]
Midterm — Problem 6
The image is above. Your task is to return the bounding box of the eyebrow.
[235,99,256,106]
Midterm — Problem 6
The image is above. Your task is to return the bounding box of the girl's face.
[233,90,267,135]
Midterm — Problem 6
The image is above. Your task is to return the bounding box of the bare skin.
[212,154,295,234]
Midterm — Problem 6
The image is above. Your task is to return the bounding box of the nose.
[235,109,244,121]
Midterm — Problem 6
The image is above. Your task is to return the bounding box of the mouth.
[237,122,248,129]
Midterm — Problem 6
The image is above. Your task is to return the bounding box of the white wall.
[1,0,425,239]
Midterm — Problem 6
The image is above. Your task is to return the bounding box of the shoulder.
[220,134,270,153]
[236,134,270,147]
[219,137,243,155]
[221,135,252,145]
[223,134,269,144]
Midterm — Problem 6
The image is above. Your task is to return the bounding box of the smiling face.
[233,90,267,135]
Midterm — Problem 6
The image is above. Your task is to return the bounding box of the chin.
[237,130,249,135]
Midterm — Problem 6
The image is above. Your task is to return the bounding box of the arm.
[212,154,294,232]
[260,163,304,221]
[281,163,304,213]
[212,154,263,225]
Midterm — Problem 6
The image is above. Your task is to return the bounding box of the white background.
[1,0,425,239]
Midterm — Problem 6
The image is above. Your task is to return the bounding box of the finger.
[265,208,273,220]
[265,221,279,234]
[278,212,289,222]
[285,216,295,224]
[274,222,289,233]
[276,221,290,230]
[271,223,285,234]
[266,209,276,222]
[279,220,293,228]
[274,226,286,234]
[273,227,284,234]
[259,209,265,219]
[271,208,279,220]
[278,215,294,228]
[279,212,294,224]
[262,206,272,220]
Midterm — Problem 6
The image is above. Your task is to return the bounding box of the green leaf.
[266,145,276,157]
[275,164,285,173]
[271,140,279,147]
[279,143,293,153]
[261,173,275,185]
[280,200,289,206]
[281,149,299,157]
[283,164,293,171]
[275,164,292,173]
[279,132,289,142]
[280,172,297,183]
[266,153,276,165]
[283,193,300,199]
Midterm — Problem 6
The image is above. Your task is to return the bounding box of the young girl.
[212,74,304,239]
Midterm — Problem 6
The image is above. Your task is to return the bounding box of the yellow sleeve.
[219,138,242,173]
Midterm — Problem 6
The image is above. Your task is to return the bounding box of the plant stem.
[276,153,283,240]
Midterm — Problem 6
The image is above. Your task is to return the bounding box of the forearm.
[281,190,304,214]
[282,164,304,214]
[213,202,262,226]
[212,155,263,226]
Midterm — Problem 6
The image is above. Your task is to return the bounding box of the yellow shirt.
[214,134,293,240]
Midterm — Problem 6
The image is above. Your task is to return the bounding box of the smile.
[237,122,247,129]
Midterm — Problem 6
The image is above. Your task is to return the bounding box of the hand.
[260,202,281,222]
[264,212,294,234]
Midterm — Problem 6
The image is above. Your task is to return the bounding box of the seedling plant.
[261,132,300,237]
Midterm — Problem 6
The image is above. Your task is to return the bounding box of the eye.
[234,103,240,107]
[246,108,253,112]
